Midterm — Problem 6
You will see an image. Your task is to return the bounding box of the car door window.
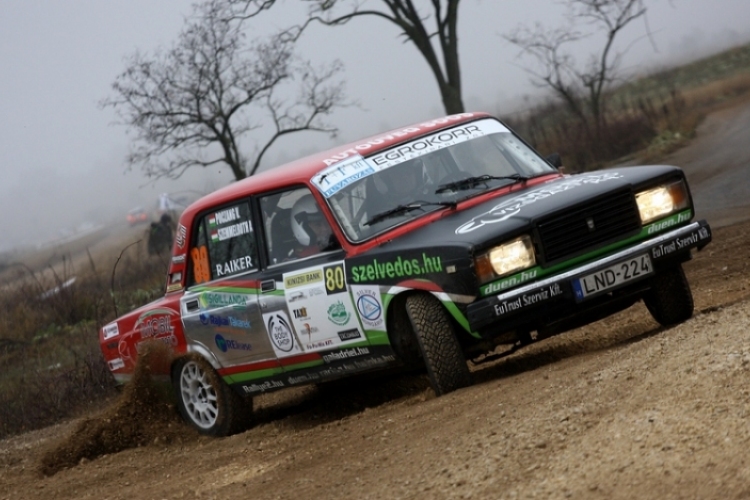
[189,201,258,285]
[260,187,339,265]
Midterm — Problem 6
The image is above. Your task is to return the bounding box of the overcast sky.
[2,0,750,251]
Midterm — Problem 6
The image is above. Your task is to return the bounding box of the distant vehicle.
[100,112,712,436]
[126,207,149,226]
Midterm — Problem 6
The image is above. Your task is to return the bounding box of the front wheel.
[405,294,472,396]
[643,264,694,326]
[173,355,251,436]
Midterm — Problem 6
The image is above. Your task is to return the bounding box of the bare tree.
[506,0,649,136]
[228,0,466,115]
[101,0,347,181]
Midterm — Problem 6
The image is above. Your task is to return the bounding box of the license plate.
[572,254,653,300]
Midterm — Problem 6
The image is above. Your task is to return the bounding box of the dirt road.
[2,101,750,499]
[668,97,750,228]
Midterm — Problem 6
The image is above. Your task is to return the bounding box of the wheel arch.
[384,287,475,365]
[170,342,221,381]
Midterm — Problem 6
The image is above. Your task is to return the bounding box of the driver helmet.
[291,194,329,246]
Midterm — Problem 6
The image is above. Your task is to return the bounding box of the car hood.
[371,166,685,253]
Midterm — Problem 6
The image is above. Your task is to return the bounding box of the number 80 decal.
[324,264,346,295]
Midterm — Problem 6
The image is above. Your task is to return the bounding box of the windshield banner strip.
[311,119,510,198]
[367,119,508,170]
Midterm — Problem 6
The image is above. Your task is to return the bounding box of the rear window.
[188,201,258,285]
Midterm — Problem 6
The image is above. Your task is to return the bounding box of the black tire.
[405,294,472,396]
[173,355,252,436]
[643,264,694,326]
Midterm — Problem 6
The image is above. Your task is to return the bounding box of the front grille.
[536,189,641,264]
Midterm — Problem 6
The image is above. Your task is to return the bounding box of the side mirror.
[545,153,563,169]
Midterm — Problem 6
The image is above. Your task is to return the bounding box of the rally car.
[126,206,149,226]
[99,112,711,436]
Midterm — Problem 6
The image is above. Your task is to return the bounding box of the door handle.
[261,280,276,293]
[186,300,199,312]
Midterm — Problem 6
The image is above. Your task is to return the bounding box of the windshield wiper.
[435,174,530,194]
[364,200,457,227]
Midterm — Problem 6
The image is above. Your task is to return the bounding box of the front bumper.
[466,220,712,332]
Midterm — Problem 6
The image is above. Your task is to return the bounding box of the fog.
[2,0,749,252]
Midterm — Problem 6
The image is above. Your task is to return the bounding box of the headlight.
[635,181,689,224]
[475,235,536,283]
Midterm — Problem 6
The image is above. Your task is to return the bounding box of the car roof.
[179,112,493,224]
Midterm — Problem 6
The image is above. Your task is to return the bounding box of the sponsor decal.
[199,292,250,309]
[215,255,254,277]
[355,289,383,328]
[199,314,250,329]
[107,358,125,371]
[131,333,179,352]
[322,346,370,363]
[214,334,252,352]
[645,210,692,235]
[288,373,321,385]
[241,380,284,394]
[327,300,351,326]
[456,172,624,234]
[350,253,442,283]
[292,307,309,319]
[300,322,320,339]
[210,221,251,243]
[481,268,539,296]
[176,224,187,248]
[316,354,397,376]
[172,254,186,264]
[368,123,493,168]
[284,269,323,289]
[337,328,362,341]
[494,283,563,317]
[313,155,377,198]
[138,314,175,339]
[306,339,334,350]
[102,322,119,340]
[266,312,296,353]
[651,226,711,259]
[288,291,306,302]
[166,283,183,293]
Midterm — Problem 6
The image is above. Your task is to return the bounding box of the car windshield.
[312,118,556,242]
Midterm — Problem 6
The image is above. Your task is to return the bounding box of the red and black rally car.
[100,112,711,435]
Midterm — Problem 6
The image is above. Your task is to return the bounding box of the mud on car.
[99,112,712,435]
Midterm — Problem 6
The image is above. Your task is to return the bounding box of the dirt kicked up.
[38,342,197,476]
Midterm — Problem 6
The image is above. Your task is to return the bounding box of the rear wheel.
[643,264,694,326]
[173,355,251,436]
[405,294,472,396]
